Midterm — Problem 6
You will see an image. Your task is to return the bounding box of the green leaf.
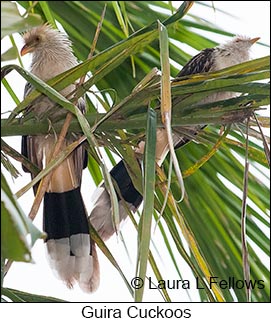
[1,1,43,38]
[38,1,56,28]
[1,287,67,302]
[1,46,17,61]
[1,172,44,262]
[135,108,157,302]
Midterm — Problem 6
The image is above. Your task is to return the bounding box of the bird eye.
[35,36,40,42]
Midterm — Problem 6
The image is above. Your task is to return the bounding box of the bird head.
[233,35,260,47]
[222,35,260,52]
[20,24,72,57]
[216,35,260,64]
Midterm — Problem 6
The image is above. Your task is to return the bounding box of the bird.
[20,24,99,293]
[89,35,260,241]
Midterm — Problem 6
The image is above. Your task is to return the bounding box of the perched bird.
[89,35,260,241]
[21,24,99,293]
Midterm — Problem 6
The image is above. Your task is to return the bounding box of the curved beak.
[20,44,33,56]
[250,37,260,45]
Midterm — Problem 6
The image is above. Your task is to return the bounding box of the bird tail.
[89,160,143,241]
[21,134,99,292]
[89,129,190,241]
[89,130,173,241]
[44,188,100,292]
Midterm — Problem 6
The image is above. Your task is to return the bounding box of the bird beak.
[249,37,260,45]
[20,44,33,56]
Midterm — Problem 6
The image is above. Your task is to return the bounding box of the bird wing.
[176,47,216,77]
[21,84,88,185]
[172,47,216,150]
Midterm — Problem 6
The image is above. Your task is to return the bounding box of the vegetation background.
[1,1,270,302]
